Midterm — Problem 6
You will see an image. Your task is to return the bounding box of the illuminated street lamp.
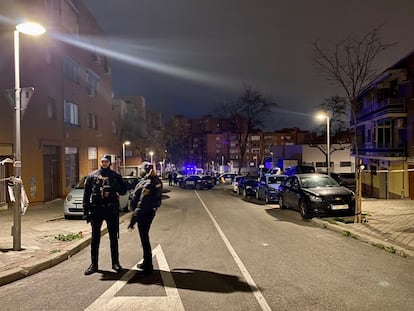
[317,113,330,176]
[122,141,130,176]
[13,22,46,251]
[149,151,154,164]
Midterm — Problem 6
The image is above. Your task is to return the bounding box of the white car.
[63,176,137,219]
[232,175,245,193]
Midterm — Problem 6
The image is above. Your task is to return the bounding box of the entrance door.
[43,145,60,201]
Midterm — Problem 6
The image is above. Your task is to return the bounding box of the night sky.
[82,0,414,130]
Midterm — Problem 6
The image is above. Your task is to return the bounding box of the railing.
[353,147,406,158]
[353,97,406,124]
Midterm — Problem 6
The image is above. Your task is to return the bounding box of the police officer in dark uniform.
[128,164,163,275]
[83,154,128,275]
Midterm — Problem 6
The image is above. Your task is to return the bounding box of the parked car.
[256,174,287,203]
[232,175,245,193]
[329,172,356,191]
[218,173,237,185]
[63,176,136,219]
[284,165,315,176]
[278,173,355,219]
[180,175,214,189]
[237,176,259,197]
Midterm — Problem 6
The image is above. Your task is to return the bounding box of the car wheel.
[256,191,260,200]
[299,200,311,219]
[195,184,201,190]
[279,196,286,209]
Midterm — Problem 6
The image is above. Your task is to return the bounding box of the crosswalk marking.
[85,245,185,311]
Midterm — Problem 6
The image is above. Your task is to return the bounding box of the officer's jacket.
[83,168,127,211]
[131,176,163,214]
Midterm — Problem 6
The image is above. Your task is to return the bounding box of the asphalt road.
[1,186,413,310]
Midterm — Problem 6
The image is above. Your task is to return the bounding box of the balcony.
[353,97,406,124]
[354,146,406,158]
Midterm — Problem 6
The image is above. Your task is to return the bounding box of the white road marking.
[85,245,185,311]
[195,191,272,311]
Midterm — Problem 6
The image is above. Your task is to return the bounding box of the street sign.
[4,87,35,118]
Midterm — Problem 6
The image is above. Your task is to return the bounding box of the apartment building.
[0,0,120,204]
[355,50,414,199]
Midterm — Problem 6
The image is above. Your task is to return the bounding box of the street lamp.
[13,22,46,251]
[122,141,130,176]
[149,151,154,164]
[317,113,330,176]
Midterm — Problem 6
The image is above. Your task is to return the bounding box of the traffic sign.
[4,87,35,118]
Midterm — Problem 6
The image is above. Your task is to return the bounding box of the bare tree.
[315,95,348,134]
[214,86,277,174]
[313,25,394,222]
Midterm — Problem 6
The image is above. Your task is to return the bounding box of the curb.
[0,213,131,287]
[311,218,414,259]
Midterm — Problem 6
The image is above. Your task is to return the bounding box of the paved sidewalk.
[0,197,413,287]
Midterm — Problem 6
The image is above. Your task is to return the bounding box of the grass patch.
[371,243,397,254]
[55,231,83,242]
[342,230,351,237]
[50,249,60,254]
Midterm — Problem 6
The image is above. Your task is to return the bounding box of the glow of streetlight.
[316,113,330,176]
[12,21,46,251]
[149,151,154,164]
[16,22,46,36]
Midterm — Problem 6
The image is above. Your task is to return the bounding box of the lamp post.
[317,113,330,176]
[122,141,130,176]
[13,22,46,251]
[149,151,154,164]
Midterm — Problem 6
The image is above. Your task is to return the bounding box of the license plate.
[331,204,348,210]
[187,181,195,185]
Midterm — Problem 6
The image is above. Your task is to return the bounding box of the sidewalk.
[0,197,413,287]
[0,199,131,286]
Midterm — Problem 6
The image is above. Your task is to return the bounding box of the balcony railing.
[353,97,406,124]
[352,146,406,158]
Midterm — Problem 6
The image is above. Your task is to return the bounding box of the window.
[47,97,56,120]
[88,147,98,171]
[64,100,79,126]
[63,56,80,83]
[376,120,391,148]
[340,161,352,167]
[86,69,100,96]
[88,113,97,129]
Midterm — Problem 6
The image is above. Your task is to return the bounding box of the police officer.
[128,164,163,275]
[83,154,128,275]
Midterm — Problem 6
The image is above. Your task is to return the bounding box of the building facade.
[355,50,414,199]
[0,0,120,204]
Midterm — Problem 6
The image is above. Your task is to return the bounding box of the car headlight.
[66,194,72,201]
[246,186,252,189]
[268,188,276,193]
[309,194,323,202]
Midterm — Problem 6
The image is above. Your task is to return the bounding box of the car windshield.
[300,176,340,188]
[74,176,87,189]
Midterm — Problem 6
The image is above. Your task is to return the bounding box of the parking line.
[195,191,272,311]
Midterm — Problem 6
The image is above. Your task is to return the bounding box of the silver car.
[63,176,135,219]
